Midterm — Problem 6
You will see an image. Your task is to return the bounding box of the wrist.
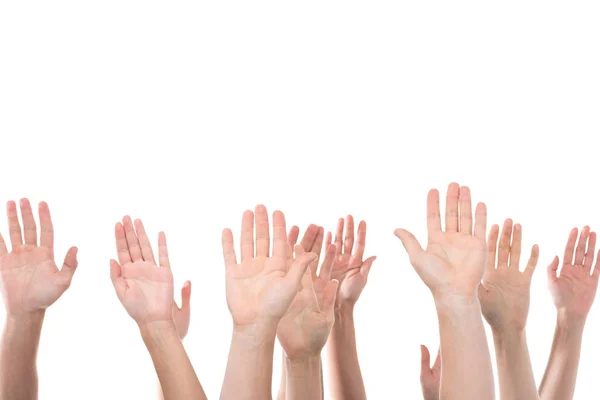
[433,293,480,315]
[3,310,46,337]
[286,354,321,369]
[5,310,46,326]
[232,321,278,350]
[492,327,526,347]
[138,320,179,343]
[556,309,587,331]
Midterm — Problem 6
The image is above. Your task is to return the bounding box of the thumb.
[360,256,377,280]
[394,229,424,261]
[322,279,339,315]
[57,246,78,287]
[180,280,192,310]
[420,345,431,372]
[285,252,317,290]
[547,256,559,282]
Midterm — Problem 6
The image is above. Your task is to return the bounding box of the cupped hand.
[0,199,78,314]
[110,216,174,325]
[420,345,441,400]
[548,226,600,319]
[222,205,317,330]
[325,216,376,307]
[277,244,339,360]
[478,219,539,332]
[394,183,487,301]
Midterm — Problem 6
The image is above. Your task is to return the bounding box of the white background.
[1,1,599,399]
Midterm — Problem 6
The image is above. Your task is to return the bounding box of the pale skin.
[0,199,78,400]
[395,183,495,400]
[157,280,192,400]
[419,345,441,400]
[325,215,376,400]
[277,244,338,400]
[539,226,599,400]
[109,216,206,400]
[277,224,327,400]
[478,219,540,400]
[220,205,316,400]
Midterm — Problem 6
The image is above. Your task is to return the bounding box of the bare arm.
[492,330,538,400]
[326,304,366,400]
[219,206,315,400]
[325,216,376,400]
[0,312,44,400]
[479,220,539,400]
[539,312,585,399]
[109,217,206,400]
[221,323,278,400]
[395,183,495,400]
[142,321,206,400]
[539,227,599,400]
[0,199,79,400]
[435,297,495,399]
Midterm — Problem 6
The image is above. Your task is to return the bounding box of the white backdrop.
[1,1,599,399]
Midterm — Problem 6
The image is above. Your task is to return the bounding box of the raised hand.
[326,216,376,307]
[0,199,78,314]
[548,226,599,318]
[109,216,174,325]
[222,205,317,329]
[173,281,191,339]
[479,219,539,332]
[394,183,487,300]
[277,244,339,360]
[420,345,441,400]
[394,183,495,400]
[288,223,324,279]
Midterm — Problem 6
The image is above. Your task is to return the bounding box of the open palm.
[478,220,539,331]
[327,216,376,306]
[110,216,174,325]
[548,226,599,318]
[222,205,317,328]
[395,183,487,299]
[277,244,338,359]
[0,199,78,313]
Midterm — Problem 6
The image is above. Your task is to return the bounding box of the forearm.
[435,296,495,400]
[277,351,286,400]
[539,312,585,400]
[286,356,322,400]
[0,311,45,400]
[492,329,538,400]
[140,322,206,400]
[221,323,277,400]
[326,304,366,400]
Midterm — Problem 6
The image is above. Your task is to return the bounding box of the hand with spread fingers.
[547,226,599,318]
[0,199,78,400]
[110,217,174,325]
[325,215,375,400]
[0,199,78,314]
[220,205,317,400]
[327,216,377,307]
[394,183,495,400]
[109,216,206,400]
[478,219,539,400]
[540,226,599,400]
[394,184,487,301]
[277,244,339,359]
[420,345,441,400]
[479,219,539,332]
